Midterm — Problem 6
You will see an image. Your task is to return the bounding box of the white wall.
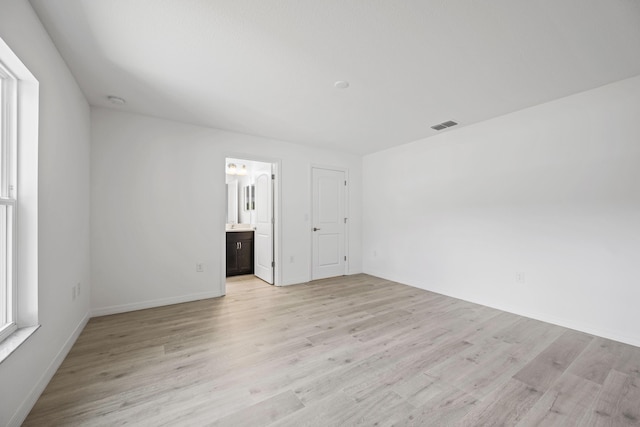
[0,1,91,426]
[91,108,362,314]
[363,75,640,347]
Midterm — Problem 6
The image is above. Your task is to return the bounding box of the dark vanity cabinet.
[226,231,254,276]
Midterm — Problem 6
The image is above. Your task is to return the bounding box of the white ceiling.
[30,0,640,154]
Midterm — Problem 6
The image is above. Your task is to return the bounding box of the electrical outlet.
[72,286,77,301]
[516,272,525,283]
[196,263,204,272]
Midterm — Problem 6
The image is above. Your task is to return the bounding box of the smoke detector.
[107,95,126,105]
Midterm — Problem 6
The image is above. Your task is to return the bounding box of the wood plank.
[208,391,304,427]
[305,309,412,344]
[270,392,357,427]
[425,337,520,399]
[513,329,592,392]
[581,369,640,426]
[516,373,600,427]
[393,383,478,426]
[459,378,544,426]
[568,337,618,385]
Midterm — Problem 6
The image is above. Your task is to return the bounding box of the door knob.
[313,227,321,231]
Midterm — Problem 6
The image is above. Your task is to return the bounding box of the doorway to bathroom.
[224,157,278,292]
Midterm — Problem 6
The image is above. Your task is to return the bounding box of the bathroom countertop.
[225,225,254,232]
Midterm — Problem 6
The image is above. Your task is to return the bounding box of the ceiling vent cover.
[431,120,458,131]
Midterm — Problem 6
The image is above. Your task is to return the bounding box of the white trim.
[0,65,17,198]
[0,36,39,341]
[0,324,33,363]
[0,56,18,338]
[280,275,312,286]
[0,322,17,343]
[281,272,361,287]
[15,72,39,328]
[7,314,88,427]
[91,290,223,317]
[505,305,640,349]
[376,272,640,349]
[344,169,350,276]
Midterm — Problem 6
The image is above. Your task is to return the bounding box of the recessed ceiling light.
[334,81,350,89]
[107,95,126,105]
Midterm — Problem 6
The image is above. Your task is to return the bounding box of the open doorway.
[223,156,278,293]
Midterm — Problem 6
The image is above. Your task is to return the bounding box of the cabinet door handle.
[313,227,321,231]
[236,242,240,250]
[239,242,242,249]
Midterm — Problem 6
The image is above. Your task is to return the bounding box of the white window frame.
[0,35,39,357]
[0,59,18,343]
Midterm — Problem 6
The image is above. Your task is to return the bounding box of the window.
[0,58,17,342]
[0,36,38,354]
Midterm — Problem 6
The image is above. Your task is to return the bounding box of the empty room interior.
[1,0,640,425]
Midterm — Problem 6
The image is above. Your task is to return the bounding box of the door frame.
[310,164,350,280]
[221,153,281,294]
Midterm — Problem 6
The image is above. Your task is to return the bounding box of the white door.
[312,168,346,280]
[254,171,273,284]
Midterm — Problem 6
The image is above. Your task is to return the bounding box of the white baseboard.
[9,312,90,427]
[485,301,640,349]
[279,271,363,287]
[374,273,640,349]
[278,277,309,287]
[91,290,223,317]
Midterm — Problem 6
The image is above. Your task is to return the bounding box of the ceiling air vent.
[431,120,459,131]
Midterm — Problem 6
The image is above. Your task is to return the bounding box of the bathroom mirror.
[244,185,255,211]
[226,180,238,224]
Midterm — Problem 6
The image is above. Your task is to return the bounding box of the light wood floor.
[24,274,640,426]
